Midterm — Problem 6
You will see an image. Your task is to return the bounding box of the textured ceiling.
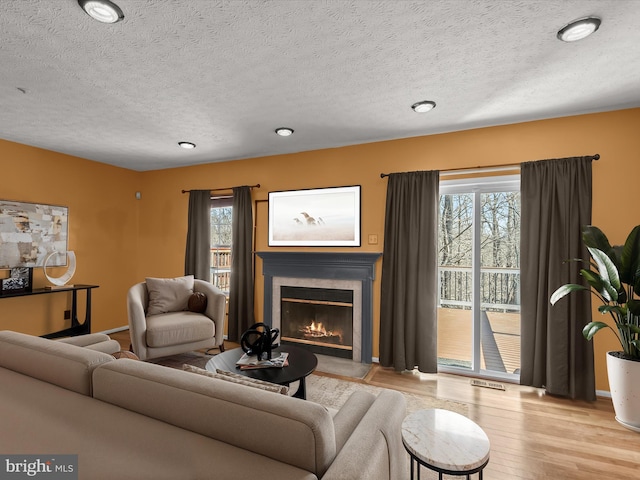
[1,0,639,171]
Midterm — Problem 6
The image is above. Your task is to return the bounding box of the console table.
[0,284,99,339]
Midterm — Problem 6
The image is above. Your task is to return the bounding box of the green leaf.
[628,299,640,316]
[598,304,624,317]
[583,226,620,267]
[623,323,640,335]
[617,287,628,305]
[580,269,606,293]
[582,321,610,340]
[550,284,588,305]
[610,245,624,271]
[588,247,620,299]
[620,225,640,286]
[582,226,613,252]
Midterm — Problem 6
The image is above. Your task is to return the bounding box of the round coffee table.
[205,344,317,399]
[402,409,490,480]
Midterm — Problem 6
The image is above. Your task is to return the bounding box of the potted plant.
[551,225,640,431]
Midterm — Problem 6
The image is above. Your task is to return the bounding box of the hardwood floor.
[110,330,640,479]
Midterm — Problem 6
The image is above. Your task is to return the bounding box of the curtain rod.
[380,154,600,178]
[181,184,260,194]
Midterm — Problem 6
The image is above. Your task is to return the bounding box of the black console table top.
[0,284,99,339]
[0,284,98,298]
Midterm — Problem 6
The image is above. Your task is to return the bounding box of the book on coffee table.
[236,352,289,370]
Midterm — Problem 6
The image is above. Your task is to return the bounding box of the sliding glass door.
[437,175,521,381]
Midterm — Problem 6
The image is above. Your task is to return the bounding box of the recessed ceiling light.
[411,101,436,113]
[275,127,294,137]
[557,16,601,42]
[78,0,124,24]
[178,142,196,149]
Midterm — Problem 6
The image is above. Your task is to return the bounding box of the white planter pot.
[607,351,640,432]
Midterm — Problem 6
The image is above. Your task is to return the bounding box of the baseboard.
[99,325,129,335]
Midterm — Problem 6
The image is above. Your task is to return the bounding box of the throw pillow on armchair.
[187,291,208,313]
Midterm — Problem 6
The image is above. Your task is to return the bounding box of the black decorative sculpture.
[240,323,280,360]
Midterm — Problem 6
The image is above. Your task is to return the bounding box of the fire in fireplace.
[299,320,341,342]
[280,286,353,358]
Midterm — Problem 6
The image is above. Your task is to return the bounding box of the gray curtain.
[184,190,211,280]
[520,157,595,400]
[380,171,439,373]
[228,186,255,342]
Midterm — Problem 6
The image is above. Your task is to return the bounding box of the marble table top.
[401,408,490,473]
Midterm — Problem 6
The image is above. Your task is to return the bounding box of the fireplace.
[258,252,381,363]
[280,285,354,359]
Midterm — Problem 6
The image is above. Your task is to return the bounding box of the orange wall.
[0,140,140,335]
[2,108,639,391]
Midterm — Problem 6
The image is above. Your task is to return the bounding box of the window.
[437,175,521,381]
[210,197,232,295]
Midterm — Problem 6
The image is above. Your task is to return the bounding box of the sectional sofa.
[0,330,407,479]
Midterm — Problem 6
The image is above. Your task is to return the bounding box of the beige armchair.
[127,278,226,361]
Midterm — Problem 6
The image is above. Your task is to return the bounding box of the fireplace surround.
[258,252,381,364]
[276,278,359,360]
[280,285,354,358]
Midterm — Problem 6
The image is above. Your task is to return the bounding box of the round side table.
[402,409,490,480]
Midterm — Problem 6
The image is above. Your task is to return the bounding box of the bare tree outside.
[480,192,520,309]
[437,186,521,376]
[210,205,233,294]
[439,193,473,304]
[438,192,520,311]
[211,206,232,246]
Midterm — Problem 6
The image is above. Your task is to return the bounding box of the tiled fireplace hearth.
[257,252,381,364]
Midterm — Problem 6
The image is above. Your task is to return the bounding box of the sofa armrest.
[322,389,407,480]
[0,331,114,396]
[194,279,226,347]
[56,333,121,354]
[332,390,376,452]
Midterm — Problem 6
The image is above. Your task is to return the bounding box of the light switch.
[368,234,378,245]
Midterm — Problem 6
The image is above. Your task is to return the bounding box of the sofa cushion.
[146,275,194,315]
[0,330,114,396]
[145,311,214,347]
[93,359,337,477]
[183,364,289,395]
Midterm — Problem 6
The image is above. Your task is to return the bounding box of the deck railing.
[210,246,231,295]
[438,266,520,312]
